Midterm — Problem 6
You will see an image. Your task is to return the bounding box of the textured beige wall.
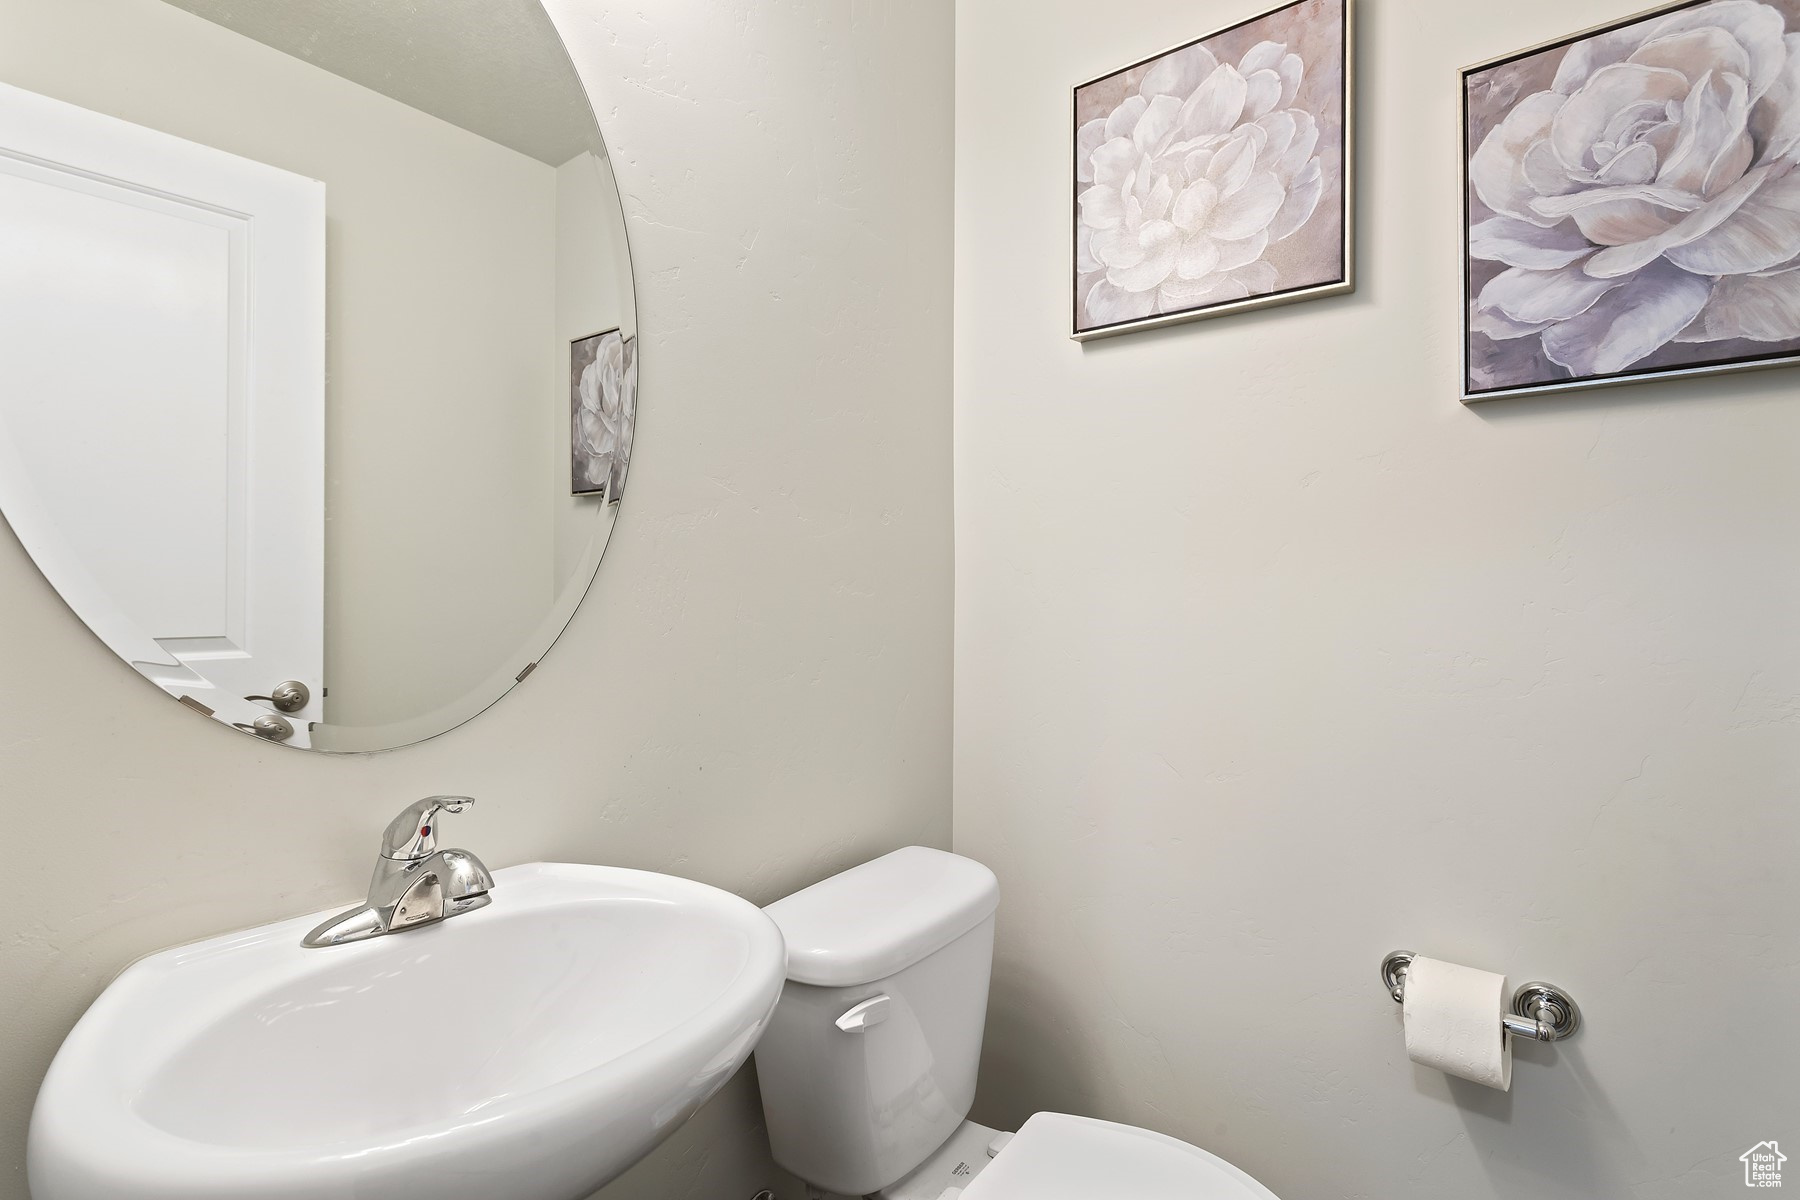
[955,1,1799,1198]
[0,0,953,1197]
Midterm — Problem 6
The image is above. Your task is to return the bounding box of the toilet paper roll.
[1402,956,1512,1091]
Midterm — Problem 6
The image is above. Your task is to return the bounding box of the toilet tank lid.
[764,847,999,987]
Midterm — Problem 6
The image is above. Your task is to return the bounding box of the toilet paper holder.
[1380,950,1581,1042]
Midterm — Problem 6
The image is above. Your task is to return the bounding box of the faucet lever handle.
[381,795,475,860]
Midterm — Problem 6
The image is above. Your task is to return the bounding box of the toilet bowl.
[753,847,1278,1199]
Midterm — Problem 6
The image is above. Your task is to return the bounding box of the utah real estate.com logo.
[1742,1141,1786,1188]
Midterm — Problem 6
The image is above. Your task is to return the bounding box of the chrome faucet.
[302,796,495,948]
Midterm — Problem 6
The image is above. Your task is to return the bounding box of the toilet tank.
[753,847,999,1197]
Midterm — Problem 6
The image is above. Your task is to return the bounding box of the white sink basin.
[28,863,786,1200]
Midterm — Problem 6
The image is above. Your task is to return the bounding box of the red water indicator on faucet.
[420,826,430,837]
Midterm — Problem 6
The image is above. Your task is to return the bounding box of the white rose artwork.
[1073,0,1351,339]
[1465,0,1800,398]
[570,329,639,501]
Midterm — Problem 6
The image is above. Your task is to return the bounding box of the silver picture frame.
[1461,0,1800,401]
[1071,0,1356,342]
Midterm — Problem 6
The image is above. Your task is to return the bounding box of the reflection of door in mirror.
[0,82,326,746]
[0,0,637,752]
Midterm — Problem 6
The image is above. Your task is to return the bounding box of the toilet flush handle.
[834,994,891,1033]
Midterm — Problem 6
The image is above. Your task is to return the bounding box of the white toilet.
[754,846,1279,1199]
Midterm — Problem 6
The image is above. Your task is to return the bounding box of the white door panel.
[0,163,234,636]
[0,82,324,744]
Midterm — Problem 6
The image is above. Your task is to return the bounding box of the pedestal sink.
[28,863,786,1200]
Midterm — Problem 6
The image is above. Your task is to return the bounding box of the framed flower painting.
[1072,0,1353,340]
[571,328,638,502]
[1465,0,1800,400]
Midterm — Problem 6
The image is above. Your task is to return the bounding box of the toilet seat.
[957,1112,1279,1199]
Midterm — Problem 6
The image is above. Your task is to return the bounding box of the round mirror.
[0,0,636,751]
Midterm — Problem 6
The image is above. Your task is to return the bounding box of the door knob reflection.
[233,714,296,742]
[245,681,310,713]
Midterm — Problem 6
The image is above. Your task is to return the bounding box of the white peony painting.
[1073,0,1352,339]
[1465,0,1800,399]
[571,328,638,501]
